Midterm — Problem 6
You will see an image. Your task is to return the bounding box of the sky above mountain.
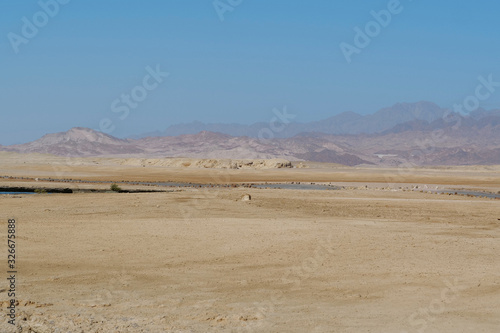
[1,0,500,145]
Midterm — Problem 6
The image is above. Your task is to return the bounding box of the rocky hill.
[2,103,500,166]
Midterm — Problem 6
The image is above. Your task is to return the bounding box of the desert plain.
[0,152,499,332]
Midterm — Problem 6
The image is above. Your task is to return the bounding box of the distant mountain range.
[136,101,450,138]
[2,101,500,166]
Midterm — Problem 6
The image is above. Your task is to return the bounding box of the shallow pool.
[0,192,35,195]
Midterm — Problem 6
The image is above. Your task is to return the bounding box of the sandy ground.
[1,151,500,188]
[0,153,499,332]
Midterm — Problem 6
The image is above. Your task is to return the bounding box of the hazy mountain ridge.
[138,101,451,138]
[2,102,500,166]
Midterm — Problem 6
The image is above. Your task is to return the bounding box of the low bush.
[110,184,122,192]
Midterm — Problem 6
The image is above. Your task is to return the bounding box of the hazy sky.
[1,0,499,144]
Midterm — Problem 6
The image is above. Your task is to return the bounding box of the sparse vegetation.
[34,189,47,194]
[110,183,122,192]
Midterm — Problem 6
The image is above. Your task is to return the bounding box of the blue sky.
[1,0,499,144]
